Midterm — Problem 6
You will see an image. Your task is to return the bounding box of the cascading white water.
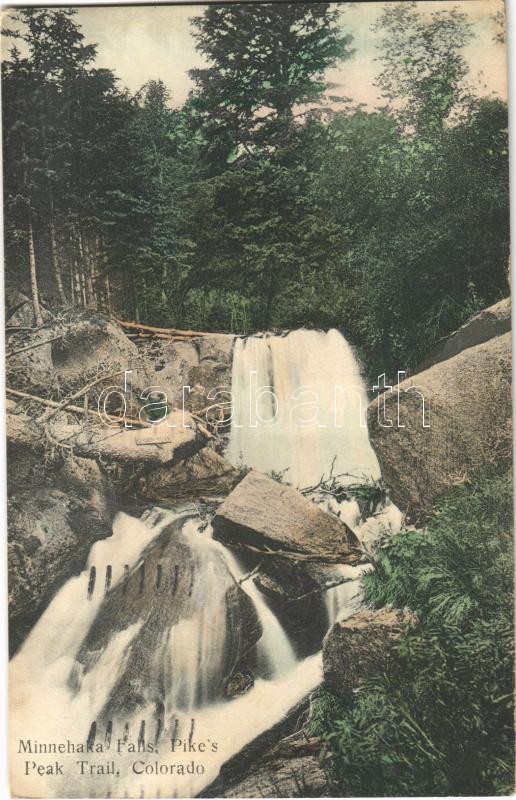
[226,328,404,628]
[209,532,297,678]
[227,328,381,488]
[10,328,401,799]
[9,510,311,799]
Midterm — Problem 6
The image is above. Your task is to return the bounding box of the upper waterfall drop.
[227,328,381,489]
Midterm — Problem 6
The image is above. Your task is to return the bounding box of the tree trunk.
[76,228,89,306]
[80,229,95,307]
[131,274,140,322]
[28,219,43,327]
[71,233,82,307]
[89,235,99,309]
[49,211,66,305]
[70,256,75,305]
[264,259,276,329]
[142,273,148,322]
[105,272,112,313]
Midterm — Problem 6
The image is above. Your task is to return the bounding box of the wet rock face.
[201,696,328,798]
[368,331,512,522]
[212,737,330,798]
[73,518,262,718]
[253,558,329,658]
[322,608,414,696]
[212,471,361,563]
[8,447,113,655]
[224,670,254,698]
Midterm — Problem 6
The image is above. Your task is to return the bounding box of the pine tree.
[190,3,353,154]
[2,8,136,313]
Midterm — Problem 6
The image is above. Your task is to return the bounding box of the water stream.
[227,328,381,489]
[10,328,401,798]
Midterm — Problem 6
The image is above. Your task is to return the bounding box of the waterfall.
[225,328,404,629]
[10,327,399,799]
[227,328,381,488]
[210,535,297,679]
[10,510,312,799]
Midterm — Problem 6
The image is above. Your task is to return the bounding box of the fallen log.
[116,319,210,338]
[6,387,146,427]
[6,333,67,359]
[6,407,201,465]
[126,332,184,341]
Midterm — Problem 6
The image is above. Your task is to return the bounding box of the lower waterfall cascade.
[10,328,402,798]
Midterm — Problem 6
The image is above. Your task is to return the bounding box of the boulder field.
[6,296,512,796]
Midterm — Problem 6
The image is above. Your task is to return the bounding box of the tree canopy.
[2,2,509,376]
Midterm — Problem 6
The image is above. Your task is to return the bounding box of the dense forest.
[2,3,509,376]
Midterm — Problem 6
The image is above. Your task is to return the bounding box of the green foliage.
[2,4,510,378]
[374,2,474,133]
[314,99,509,378]
[311,469,514,796]
[2,8,137,308]
[179,2,509,366]
[343,481,386,514]
[190,3,353,151]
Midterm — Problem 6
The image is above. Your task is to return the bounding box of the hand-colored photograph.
[3,2,512,797]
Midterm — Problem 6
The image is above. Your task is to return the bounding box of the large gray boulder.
[73,515,262,717]
[51,312,144,389]
[138,337,200,408]
[8,446,113,655]
[212,470,361,563]
[323,608,414,696]
[368,331,512,521]
[6,310,147,400]
[137,332,235,413]
[417,297,511,371]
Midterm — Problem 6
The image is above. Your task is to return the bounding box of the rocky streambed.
[6,294,512,796]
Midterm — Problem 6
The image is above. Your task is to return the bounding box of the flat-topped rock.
[212,470,361,563]
[323,607,415,696]
[7,408,202,466]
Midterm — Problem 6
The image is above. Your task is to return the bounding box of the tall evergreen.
[1,2,509,372]
[190,3,353,154]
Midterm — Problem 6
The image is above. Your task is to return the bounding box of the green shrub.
[311,468,514,796]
